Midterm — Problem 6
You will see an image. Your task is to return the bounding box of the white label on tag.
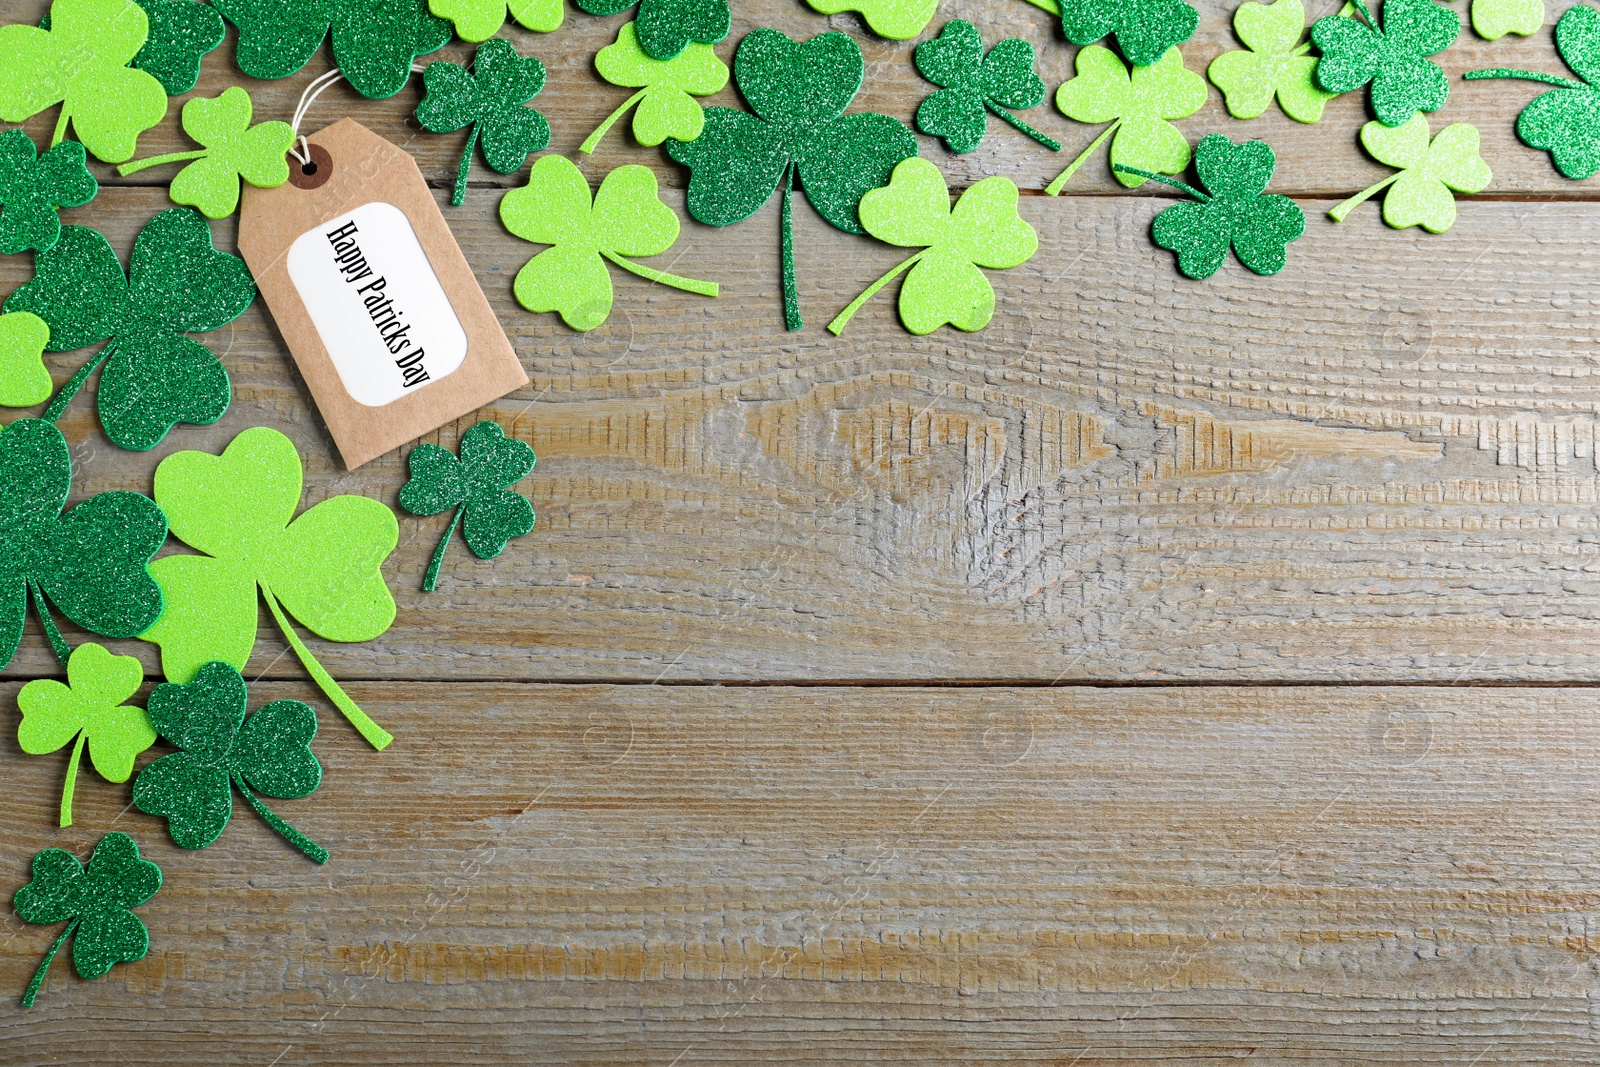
[286,201,469,407]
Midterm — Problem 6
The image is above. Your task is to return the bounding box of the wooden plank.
[1,682,1597,1063]
[4,186,1599,682]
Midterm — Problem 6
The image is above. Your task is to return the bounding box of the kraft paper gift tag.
[239,119,528,469]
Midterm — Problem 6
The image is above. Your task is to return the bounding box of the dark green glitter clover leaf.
[400,421,537,592]
[576,0,730,61]
[118,88,293,220]
[1464,4,1600,179]
[133,660,327,864]
[914,20,1060,153]
[130,0,225,94]
[213,0,451,100]
[0,129,96,255]
[0,417,166,674]
[1115,132,1306,279]
[3,208,256,451]
[1312,0,1459,127]
[1059,0,1200,68]
[14,831,161,1007]
[416,38,549,208]
[666,29,918,331]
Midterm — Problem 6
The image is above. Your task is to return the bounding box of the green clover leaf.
[1059,0,1200,67]
[1465,5,1600,179]
[0,129,96,255]
[4,209,256,451]
[214,0,451,99]
[582,21,728,154]
[914,20,1059,154]
[133,660,327,863]
[667,29,918,330]
[399,421,537,592]
[1312,0,1459,127]
[18,641,153,827]
[0,417,166,674]
[0,0,168,164]
[1117,132,1306,279]
[501,155,718,332]
[0,311,51,408]
[430,0,561,42]
[576,0,729,60]
[130,0,226,94]
[803,0,939,40]
[417,39,549,207]
[13,832,161,1007]
[139,426,399,752]
[1471,0,1543,39]
[1208,0,1340,122]
[1047,45,1205,193]
[118,88,293,220]
[1329,114,1490,231]
[829,157,1036,336]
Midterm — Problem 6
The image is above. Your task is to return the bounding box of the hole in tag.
[289,144,334,190]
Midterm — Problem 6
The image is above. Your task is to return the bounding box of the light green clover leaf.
[0,311,52,408]
[582,22,728,154]
[1472,0,1542,40]
[117,88,292,220]
[1329,114,1490,232]
[18,641,154,828]
[0,0,167,164]
[430,0,562,42]
[1208,0,1339,122]
[829,157,1037,336]
[501,155,719,333]
[139,426,399,752]
[803,0,939,40]
[1048,44,1206,193]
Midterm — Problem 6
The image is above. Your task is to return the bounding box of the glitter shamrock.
[133,660,328,864]
[214,0,451,100]
[581,21,728,154]
[0,130,96,255]
[1208,0,1342,122]
[14,832,161,1007]
[1116,132,1306,279]
[1047,45,1205,194]
[1059,0,1200,68]
[501,155,719,332]
[429,0,561,42]
[667,29,918,331]
[575,0,730,61]
[416,38,549,207]
[1464,4,1600,179]
[140,426,399,752]
[1471,0,1542,40]
[4,209,257,451]
[803,0,938,41]
[1329,114,1489,231]
[399,422,537,592]
[19,642,155,828]
[829,157,1037,336]
[1311,0,1459,128]
[117,88,292,220]
[0,417,166,673]
[0,311,51,408]
[914,20,1059,153]
[128,0,226,94]
[0,0,168,164]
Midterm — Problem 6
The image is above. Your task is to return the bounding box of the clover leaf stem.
[260,586,394,751]
[1350,0,1377,29]
[1462,69,1590,90]
[21,918,76,1007]
[780,164,800,331]
[1329,172,1401,221]
[601,250,720,296]
[43,343,117,426]
[453,125,481,208]
[233,774,329,864]
[581,89,650,154]
[50,107,70,150]
[987,103,1062,152]
[422,505,464,592]
[116,150,209,176]
[827,250,925,336]
[1111,163,1210,200]
[58,731,85,828]
[1047,120,1121,195]
[1017,0,1061,14]
[27,580,69,668]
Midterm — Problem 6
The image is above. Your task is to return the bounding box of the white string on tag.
[287,64,430,165]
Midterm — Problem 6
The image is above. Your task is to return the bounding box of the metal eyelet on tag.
[287,144,334,191]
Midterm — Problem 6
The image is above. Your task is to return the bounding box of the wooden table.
[4,0,1600,1061]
